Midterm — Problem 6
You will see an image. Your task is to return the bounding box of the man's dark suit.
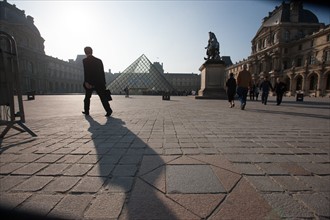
[83,55,112,115]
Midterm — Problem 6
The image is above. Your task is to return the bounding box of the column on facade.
[288,70,295,96]
[302,72,308,94]
[319,73,327,96]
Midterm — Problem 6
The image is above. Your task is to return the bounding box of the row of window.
[294,74,330,90]
[283,50,330,69]
[255,32,278,52]
[48,61,82,72]
[254,30,330,54]
[22,77,83,93]
[48,69,83,80]
[48,82,82,93]
[171,81,198,86]
[15,31,44,52]
[168,78,199,83]
[260,73,330,92]
[20,58,83,81]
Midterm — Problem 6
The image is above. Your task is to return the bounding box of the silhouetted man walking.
[82,46,112,117]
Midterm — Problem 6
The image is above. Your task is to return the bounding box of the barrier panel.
[0,31,36,138]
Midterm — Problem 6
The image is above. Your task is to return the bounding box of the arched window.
[309,74,318,90]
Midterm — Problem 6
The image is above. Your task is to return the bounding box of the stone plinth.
[195,60,227,99]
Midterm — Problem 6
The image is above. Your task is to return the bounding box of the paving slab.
[166,164,226,193]
[0,95,329,219]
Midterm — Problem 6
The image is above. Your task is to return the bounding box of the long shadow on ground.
[84,115,178,219]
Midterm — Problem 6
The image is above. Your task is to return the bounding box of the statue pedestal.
[195,60,227,99]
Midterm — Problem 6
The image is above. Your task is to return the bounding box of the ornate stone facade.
[164,73,200,94]
[0,0,84,94]
[1,1,200,95]
[226,1,330,97]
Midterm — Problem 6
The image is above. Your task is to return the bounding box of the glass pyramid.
[107,54,174,95]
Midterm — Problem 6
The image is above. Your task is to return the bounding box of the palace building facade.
[226,1,330,97]
[0,0,200,95]
[2,0,329,97]
[0,0,85,94]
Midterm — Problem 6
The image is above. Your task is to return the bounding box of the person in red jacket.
[82,46,112,117]
[236,64,252,110]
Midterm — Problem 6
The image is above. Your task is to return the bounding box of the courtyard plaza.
[0,95,329,219]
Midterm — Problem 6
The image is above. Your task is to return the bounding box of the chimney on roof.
[290,1,302,23]
[27,15,34,24]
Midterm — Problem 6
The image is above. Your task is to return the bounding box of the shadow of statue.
[84,115,178,219]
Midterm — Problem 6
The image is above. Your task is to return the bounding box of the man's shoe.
[82,111,89,115]
[105,110,112,117]
[241,103,246,110]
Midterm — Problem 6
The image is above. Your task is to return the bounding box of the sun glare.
[59,3,92,35]
[41,2,104,59]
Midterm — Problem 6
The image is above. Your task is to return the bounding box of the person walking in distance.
[226,73,237,108]
[259,76,273,105]
[254,82,260,101]
[236,64,252,110]
[274,77,287,105]
[249,84,255,100]
[82,46,112,117]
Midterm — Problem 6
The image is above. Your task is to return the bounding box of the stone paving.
[0,95,329,219]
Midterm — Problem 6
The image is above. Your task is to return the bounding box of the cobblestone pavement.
[0,95,329,219]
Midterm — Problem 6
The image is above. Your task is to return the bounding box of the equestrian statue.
[204,32,220,61]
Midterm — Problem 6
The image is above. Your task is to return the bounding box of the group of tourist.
[226,64,287,110]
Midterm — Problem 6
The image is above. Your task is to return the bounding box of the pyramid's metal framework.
[107,54,174,95]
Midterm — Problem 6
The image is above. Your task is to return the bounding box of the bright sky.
[9,0,330,74]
